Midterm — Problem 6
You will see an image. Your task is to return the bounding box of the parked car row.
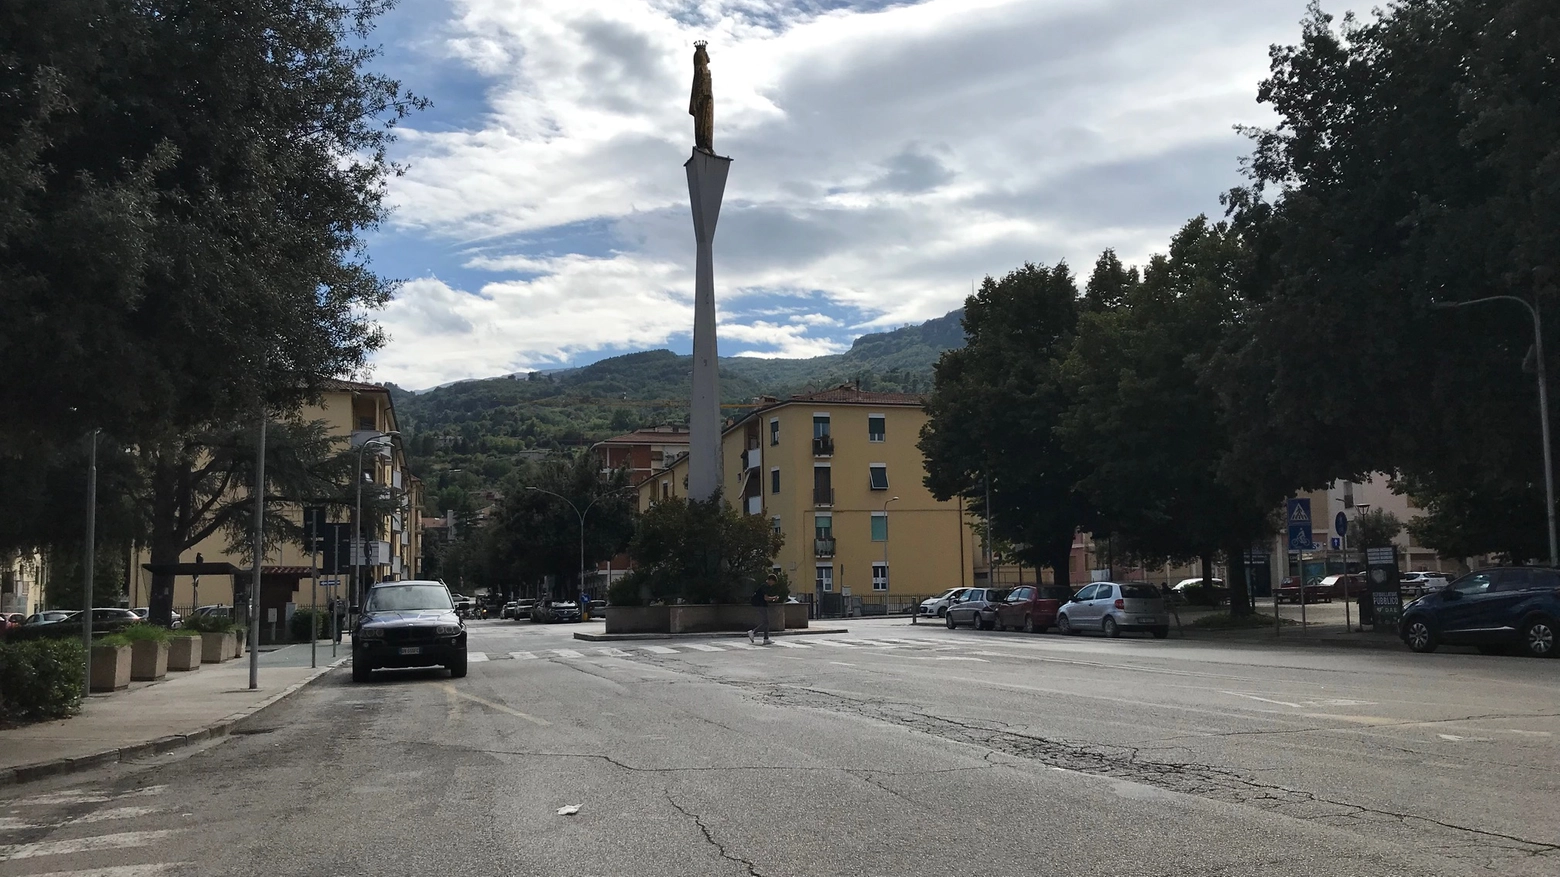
[933,583,1172,639]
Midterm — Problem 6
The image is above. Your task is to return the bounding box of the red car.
[992,585,1070,633]
[0,613,24,639]
[1277,577,1332,604]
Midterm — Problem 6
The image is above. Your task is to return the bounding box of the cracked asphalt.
[3,617,1556,877]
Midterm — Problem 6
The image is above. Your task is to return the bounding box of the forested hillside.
[392,309,965,509]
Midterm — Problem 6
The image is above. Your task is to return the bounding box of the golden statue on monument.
[689,41,714,154]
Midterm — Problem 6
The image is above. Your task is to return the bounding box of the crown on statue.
[694,40,708,48]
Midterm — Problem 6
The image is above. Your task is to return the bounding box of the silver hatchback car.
[1057,582,1170,638]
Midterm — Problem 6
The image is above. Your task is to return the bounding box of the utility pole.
[83,429,99,697]
[249,411,266,691]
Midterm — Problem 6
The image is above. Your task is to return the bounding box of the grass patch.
[1186,612,1298,630]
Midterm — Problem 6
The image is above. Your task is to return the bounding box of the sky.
[363,0,1317,390]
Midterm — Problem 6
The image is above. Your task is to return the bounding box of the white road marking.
[551,649,584,658]
[769,640,810,648]
[0,818,37,831]
[840,639,900,647]
[441,685,549,726]
[594,647,629,657]
[0,828,180,860]
[1222,691,1302,708]
[9,787,165,808]
[23,861,190,867]
[721,642,760,650]
[65,807,163,826]
[467,652,490,662]
[509,651,538,660]
[812,640,859,648]
[684,644,723,652]
[640,645,678,654]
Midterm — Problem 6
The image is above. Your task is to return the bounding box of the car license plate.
[398,646,421,656]
[1138,617,1157,624]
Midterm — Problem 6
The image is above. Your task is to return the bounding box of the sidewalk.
[0,641,344,787]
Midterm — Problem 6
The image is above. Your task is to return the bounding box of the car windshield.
[365,585,454,612]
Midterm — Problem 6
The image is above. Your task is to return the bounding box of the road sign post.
[1286,499,1313,636]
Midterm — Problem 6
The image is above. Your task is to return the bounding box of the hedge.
[0,638,86,727]
[289,609,326,642]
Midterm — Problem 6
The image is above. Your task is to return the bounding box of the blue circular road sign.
[1335,511,1349,537]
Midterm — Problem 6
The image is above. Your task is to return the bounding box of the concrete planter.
[604,605,671,634]
[201,631,236,664]
[89,644,132,692]
[167,635,202,671]
[783,603,808,629]
[130,639,169,681]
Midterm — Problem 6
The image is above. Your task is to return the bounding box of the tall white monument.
[686,41,729,501]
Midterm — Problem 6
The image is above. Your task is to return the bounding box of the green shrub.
[169,628,203,637]
[120,624,170,643]
[627,491,785,604]
[0,639,87,727]
[289,609,326,642]
[94,633,133,648]
[607,570,648,607]
[183,614,235,634]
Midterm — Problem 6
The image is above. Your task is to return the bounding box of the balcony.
[812,435,834,457]
[814,538,836,558]
[745,495,763,515]
[742,447,761,470]
[812,487,834,507]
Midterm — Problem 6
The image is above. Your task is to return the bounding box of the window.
[813,414,831,438]
[1492,569,1534,592]
[771,516,782,535]
[1008,587,1034,602]
[868,414,885,442]
[1449,572,1493,596]
[815,564,833,592]
[872,563,888,591]
[869,464,889,490]
[770,419,779,446]
[815,514,832,541]
[1121,584,1161,600]
[661,481,670,500]
[771,468,781,494]
[870,512,888,542]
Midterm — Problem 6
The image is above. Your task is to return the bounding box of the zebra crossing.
[480,636,933,663]
[0,783,188,876]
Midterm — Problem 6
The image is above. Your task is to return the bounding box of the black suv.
[1399,567,1559,657]
[352,581,468,681]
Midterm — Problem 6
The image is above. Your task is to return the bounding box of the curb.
[1175,631,1406,651]
[0,658,348,789]
[574,627,849,642]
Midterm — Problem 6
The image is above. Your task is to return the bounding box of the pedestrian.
[748,574,779,644]
[333,596,347,642]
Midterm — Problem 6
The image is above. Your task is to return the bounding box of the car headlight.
[436,624,461,636]
[359,628,385,639]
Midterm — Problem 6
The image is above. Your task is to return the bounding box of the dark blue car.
[352,581,468,681]
[1399,567,1559,657]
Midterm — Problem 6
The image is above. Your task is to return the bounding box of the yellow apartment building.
[128,379,422,629]
[639,386,977,604]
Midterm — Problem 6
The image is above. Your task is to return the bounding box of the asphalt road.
[2,617,1556,876]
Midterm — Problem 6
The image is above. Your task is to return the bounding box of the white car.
[1400,572,1450,595]
[131,607,183,628]
[918,588,971,618]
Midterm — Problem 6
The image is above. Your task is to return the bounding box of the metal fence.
[793,593,936,619]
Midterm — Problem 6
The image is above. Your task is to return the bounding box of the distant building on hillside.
[595,425,691,485]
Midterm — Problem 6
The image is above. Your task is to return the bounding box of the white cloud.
[370,0,1311,386]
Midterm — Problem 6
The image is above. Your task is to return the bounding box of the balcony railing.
[812,435,834,456]
[814,538,836,558]
[745,495,763,515]
[742,447,761,470]
[812,487,834,507]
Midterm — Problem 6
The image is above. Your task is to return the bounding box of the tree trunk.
[1046,534,1075,592]
[1225,546,1252,618]
[147,454,181,627]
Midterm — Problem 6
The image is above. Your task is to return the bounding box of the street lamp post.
[526,486,629,604]
[353,432,399,616]
[882,496,900,593]
[1433,295,1557,566]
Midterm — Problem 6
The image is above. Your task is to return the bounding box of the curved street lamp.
[526,485,634,602]
[1433,295,1556,566]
